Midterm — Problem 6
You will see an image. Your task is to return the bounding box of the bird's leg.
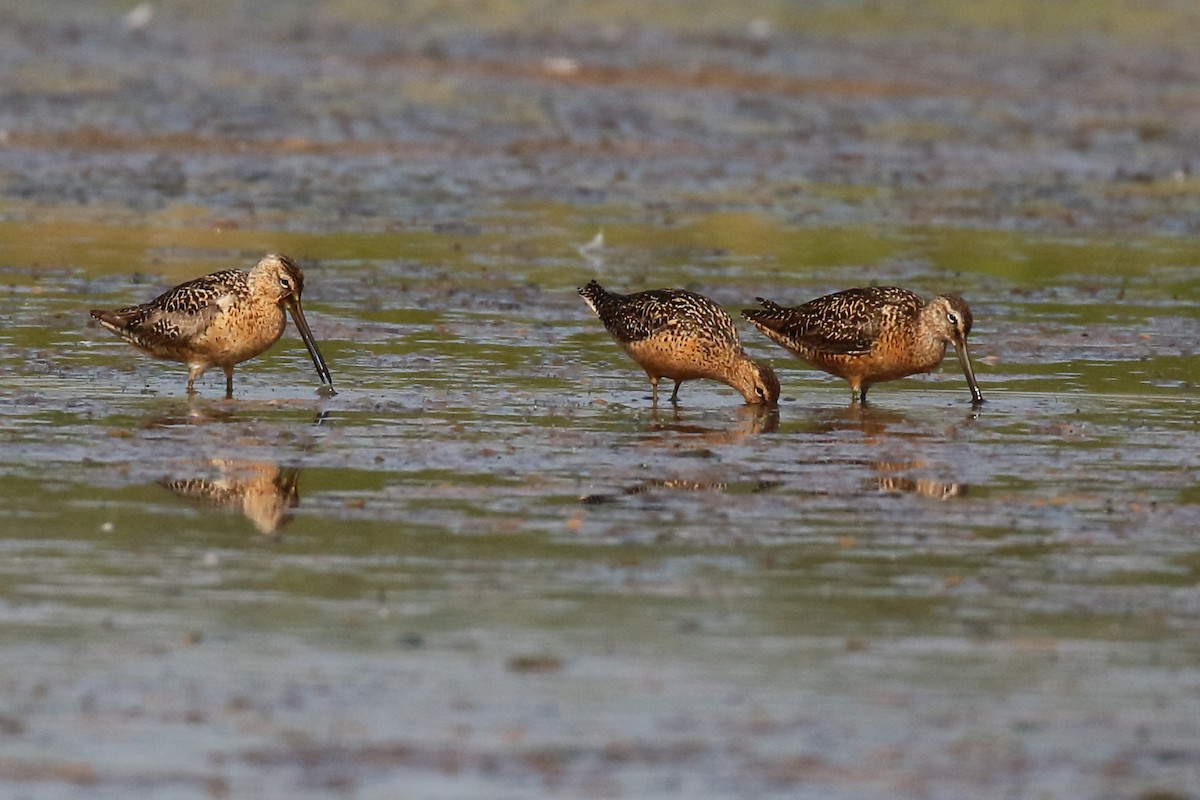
[848,379,866,405]
[670,380,682,404]
[187,364,202,395]
[222,366,235,400]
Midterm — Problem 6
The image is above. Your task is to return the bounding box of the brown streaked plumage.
[159,460,300,537]
[90,254,333,398]
[742,286,982,404]
[578,280,779,406]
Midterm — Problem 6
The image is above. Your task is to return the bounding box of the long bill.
[953,336,983,404]
[286,297,334,387]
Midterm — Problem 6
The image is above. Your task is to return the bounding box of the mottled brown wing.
[779,291,883,355]
[623,289,737,343]
[101,271,244,349]
[596,289,675,341]
[582,283,736,345]
[746,287,922,356]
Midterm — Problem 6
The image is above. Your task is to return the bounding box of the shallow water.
[2,2,1200,798]
[3,206,1199,798]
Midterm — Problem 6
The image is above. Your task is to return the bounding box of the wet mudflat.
[1,2,1199,798]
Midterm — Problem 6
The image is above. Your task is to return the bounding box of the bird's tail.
[740,297,790,330]
[90,308,125,333]
[578,280,622,319]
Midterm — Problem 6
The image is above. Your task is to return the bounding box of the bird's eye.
[280,277,292,290]
[755,386,765,397]
[947,312,959,326]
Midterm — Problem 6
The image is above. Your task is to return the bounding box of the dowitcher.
[742,286,982,404]
[160,460,300,537]
[578,280,780,405]
[90,253,333,398]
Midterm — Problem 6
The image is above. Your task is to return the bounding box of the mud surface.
[1,2,1199,798]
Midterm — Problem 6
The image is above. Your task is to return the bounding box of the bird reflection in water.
[140,402,331,429]
[159,460,300,537]
[580,477,780,505]
[801,402,982,442]
[576,405,779,503]
[872,460,968,500]
[140,403,241,428]
[642,403,779,444]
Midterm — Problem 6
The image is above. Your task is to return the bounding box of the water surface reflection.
[640,404,779,442]
[159,459,301,537]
